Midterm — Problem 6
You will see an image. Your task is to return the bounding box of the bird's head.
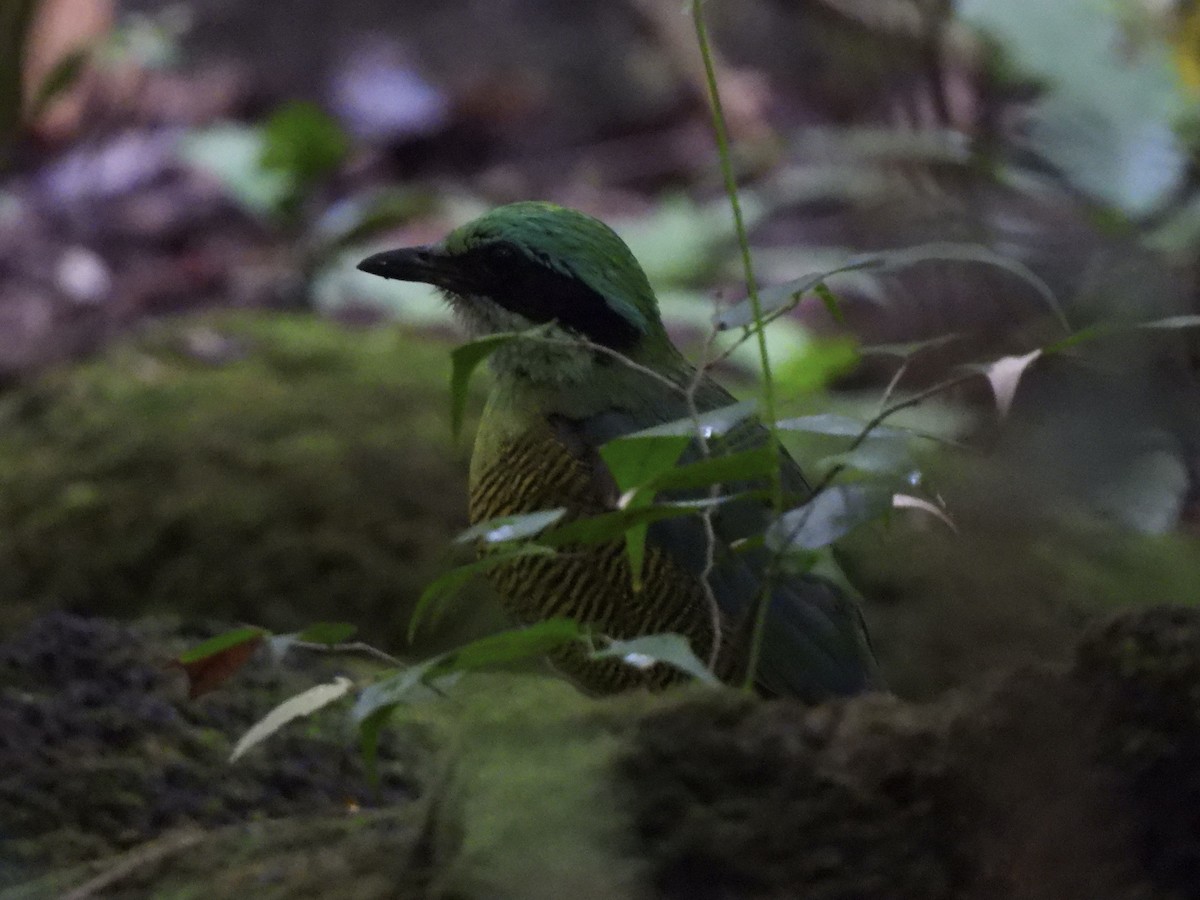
[357,202,668,359]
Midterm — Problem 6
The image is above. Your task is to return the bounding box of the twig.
[64,828,205,900]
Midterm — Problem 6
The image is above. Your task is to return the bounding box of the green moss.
[839,453,1200,700]
[0,312,499,650]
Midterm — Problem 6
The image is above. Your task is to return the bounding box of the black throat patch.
[453,241,643,350]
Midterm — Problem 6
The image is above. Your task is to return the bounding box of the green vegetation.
[0,312,496,650]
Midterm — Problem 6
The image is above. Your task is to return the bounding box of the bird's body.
[359,202,878,701]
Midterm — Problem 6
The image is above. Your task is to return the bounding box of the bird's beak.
[356,245,462,291]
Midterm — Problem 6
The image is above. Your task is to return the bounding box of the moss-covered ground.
[0,312,499,651]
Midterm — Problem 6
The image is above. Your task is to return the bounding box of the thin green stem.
[691,0,781,691]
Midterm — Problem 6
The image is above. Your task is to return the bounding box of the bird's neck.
[486,324,598,386]
[447,293,597,386]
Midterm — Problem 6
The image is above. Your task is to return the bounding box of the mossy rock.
[13,606,1200,898]
[841,459,1200,701]
[0,612,428,891]
[0,312,499,650]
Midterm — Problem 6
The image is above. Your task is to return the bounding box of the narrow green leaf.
[627,400,759,439]
[622,522,650,592]
[356,621,586,734]
[352,664,435,725]
[766,484,890,552]
[819,439,913,476]
[450,334,520,439]
[230,677,354,762]
[428,618,586,676]
[1039,316,1200,359]
[591,634,722,685]
[453,509,567,545]
[813,282,845,325]
[178,626,269,664]
[28,48,89,118]
[358,705,391,787]
[544,495,734,546]
[775,414,904,440]
[1040,323,1117,354]
[408,544,557,641]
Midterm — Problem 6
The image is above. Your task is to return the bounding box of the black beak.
[357,245,456,288]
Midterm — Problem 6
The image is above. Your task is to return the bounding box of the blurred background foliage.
[1,0,1200,699]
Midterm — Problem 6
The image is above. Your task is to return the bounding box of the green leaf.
[267,621,358,660]
[450,333,521,439]
[454,509,567,545]
[774,336,859,394]
[622,522,651,592]
[180,125,291,217]
[544,496,734,546]
[643,446,776,494]
[766,485,890,553]
[591,634,722,685]
[28,48,89,119]
[429,618,585,675]
[178,626,269,664]
[358,705,391,787]
[599,435,690,493]
[1040,323,1117,354]
[230,677,353,762]
[1039,316,1200,358]
[807,546,865,597]
[294,622,358,645]
[626,401,758,439]
[408,544,557,641]
[260,101,349,189]
[599,432,689,591]
[775,414,904,440]
[819,439,913,476]
[353,666,432,725]
[352,667,462,731]
[355,620,587,725]
[813,282,845,325]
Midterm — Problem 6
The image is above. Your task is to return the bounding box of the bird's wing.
[549,374,879,701]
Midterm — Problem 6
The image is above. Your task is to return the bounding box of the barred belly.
[470,432,729,693]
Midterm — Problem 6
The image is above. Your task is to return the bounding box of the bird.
[358,201,878,701]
